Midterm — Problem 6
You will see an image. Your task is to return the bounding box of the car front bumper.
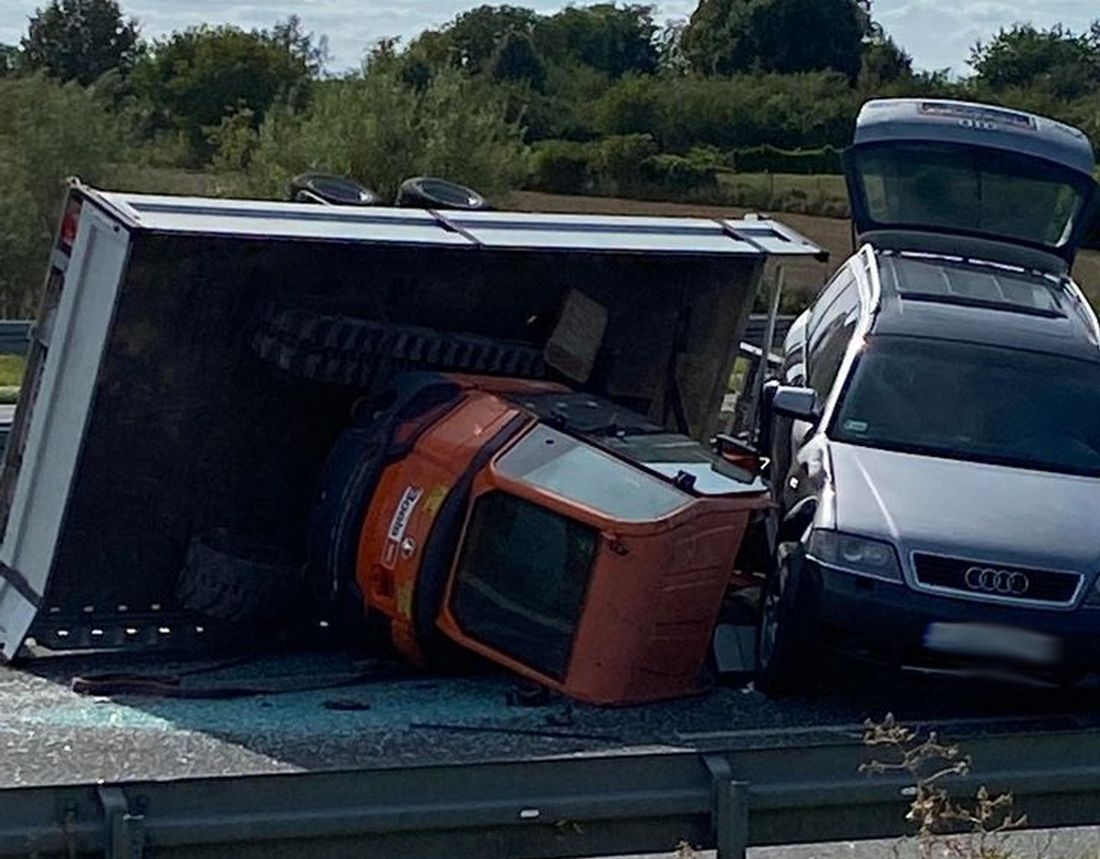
[805,556,1100,677]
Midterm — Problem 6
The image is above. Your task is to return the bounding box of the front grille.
[913,553,1080,604]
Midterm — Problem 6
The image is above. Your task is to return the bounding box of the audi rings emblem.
[964,566,1030,596]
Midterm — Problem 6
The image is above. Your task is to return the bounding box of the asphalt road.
[5,646,1100,789]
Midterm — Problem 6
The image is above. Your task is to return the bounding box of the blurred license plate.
[923,622,1062,665]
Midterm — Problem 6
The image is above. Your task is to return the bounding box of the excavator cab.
[315,373,768,705]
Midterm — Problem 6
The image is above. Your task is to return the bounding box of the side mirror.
[770,386,821,424]
[713,433,768,475]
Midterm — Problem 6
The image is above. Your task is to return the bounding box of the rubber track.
[252,305,547,386]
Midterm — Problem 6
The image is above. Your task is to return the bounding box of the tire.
[175,529,305,626]
[756,541,820,697]
[394,176,491,210]
[252,304,546,386]
[290,173,383,206]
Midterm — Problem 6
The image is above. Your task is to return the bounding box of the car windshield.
[831,336,1100,477]
[850,142,1091,250]
[451,492,597,680]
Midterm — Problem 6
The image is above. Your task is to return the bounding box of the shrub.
[685,145,730,170]
[208,106,259,172]
[594,73,663,136]
[243,66,529,203]
[733,145,844,175]
[0,74,128,316]
[594,133,658,193]
[529,139,596,193]
[639,153,718,196]
[590,71,861,152]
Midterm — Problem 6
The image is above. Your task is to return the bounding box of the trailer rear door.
[0,194,130,657]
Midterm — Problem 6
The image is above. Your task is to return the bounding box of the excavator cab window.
[450,492,597,680]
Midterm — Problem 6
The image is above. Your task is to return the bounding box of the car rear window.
[850,142,1090,250]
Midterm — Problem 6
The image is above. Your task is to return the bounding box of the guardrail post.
[97,786,145,859]
[704,755,750,859]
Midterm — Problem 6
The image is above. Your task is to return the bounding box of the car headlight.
[807,529,902,582]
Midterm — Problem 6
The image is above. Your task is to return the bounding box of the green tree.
[859,35,912,87]
[521,60,612,140]
[970,23,1100,99]
[131,21,315,164]
[682,0,865,80]
[409,5,539,73]
[0,45,20,77]
[0,74,126,314]
[21,0,139,84]
[656,19,691,75]
[535,4,659,77]
[269,15,329,76]
[488,30,546,88]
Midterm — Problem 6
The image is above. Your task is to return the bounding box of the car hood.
[828,442,1100,575]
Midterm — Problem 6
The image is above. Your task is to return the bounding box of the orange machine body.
[356,375,768,705]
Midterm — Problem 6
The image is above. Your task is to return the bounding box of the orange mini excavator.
[310,371,769,705]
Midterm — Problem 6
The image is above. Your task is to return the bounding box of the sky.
[1,0,1097,76]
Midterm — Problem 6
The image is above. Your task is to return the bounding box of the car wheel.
[394,176,491,210]
[290,173,383,206]
[756,541,819,696]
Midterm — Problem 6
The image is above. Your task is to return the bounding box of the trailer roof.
[81,188,826,259]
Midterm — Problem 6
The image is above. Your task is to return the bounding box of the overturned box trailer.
[0,184,824,687]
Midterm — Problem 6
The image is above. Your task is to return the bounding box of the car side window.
[808,315,858,399]
[781,315,807,385]
[807,269,861,399]
[782,348,805,386]
[807,267,857,350]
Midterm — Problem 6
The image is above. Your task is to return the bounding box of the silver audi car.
[756,98,1100,694]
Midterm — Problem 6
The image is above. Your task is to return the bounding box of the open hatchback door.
[843,99,1098,273]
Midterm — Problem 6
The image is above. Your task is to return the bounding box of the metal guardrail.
[2,722,1100,858]
[0,320,30,357]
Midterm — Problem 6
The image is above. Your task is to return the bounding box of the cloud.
[0,0,1095,73]
[876,0,1096,74]
[1,0,700,69]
